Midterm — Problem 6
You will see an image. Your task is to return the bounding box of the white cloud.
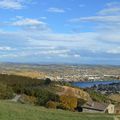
[69,16,120,23]
[8,17,51,32]
[47,7,65,13]
[107,47,120,54]
[98,2,120,15]
[0,54,18,58]
[97,32,120,43]
[69,2,120,24]
[106,2,120,8]
[0,29,120,62]
[99,8,120,15]
[23,46,56,50]
[0,1,120,63]
[40,17,47,20]
[12,18,45,26]
[68,1,120,49]
[73,54,81,58]
[34,49,70,55]
[0,46,14,51]
[0,0,26,9]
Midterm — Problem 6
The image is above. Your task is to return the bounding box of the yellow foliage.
[59,95,77,111]
[46,101,57,109]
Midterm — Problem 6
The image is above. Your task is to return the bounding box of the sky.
[0,0,120,65]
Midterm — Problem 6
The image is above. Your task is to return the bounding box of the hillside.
[0,100,118,120]
[57,85,91,101]
[109,94,120,102]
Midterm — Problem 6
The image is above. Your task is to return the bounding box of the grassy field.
[0,100,119,120]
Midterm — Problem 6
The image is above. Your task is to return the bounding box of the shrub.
[13,85,25,94]
[36,89,59,106]
[24,88,35,96]
[19,94,37,105]
[46,101,57,109]
[59,95,77,111]
[44,78,51,85]
[0,82,14,99]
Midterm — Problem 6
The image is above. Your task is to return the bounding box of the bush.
[44,78,51,85]
[46,101,57,109]
[13,85,25,94]
[0,74,46,94]
[59,95,77,111]
[24,87,35,96]
[19,94,37,105]
[0,82,14,99]
[36,89,59,106]
[21,87,59,106]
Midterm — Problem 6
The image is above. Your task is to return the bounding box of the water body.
[72,80,120,88]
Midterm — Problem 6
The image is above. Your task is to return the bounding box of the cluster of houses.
[45,74,120,82]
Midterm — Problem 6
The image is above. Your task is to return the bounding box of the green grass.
[0,100,118,120]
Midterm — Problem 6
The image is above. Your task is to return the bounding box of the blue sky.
[0,0,120,65]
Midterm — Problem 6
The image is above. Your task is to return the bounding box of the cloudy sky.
[0,0,120,65]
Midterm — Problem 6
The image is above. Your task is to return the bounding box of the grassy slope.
[0,101,118,120]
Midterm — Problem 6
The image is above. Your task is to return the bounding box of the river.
[72,80,120,88]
